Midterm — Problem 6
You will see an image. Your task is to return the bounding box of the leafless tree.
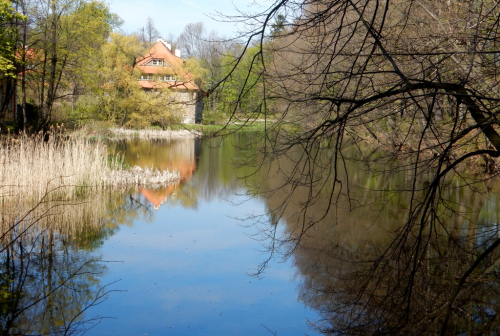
[219,0,500,334]
[177,22,207,59]
[138,17,160,47]
[177,21,236,109]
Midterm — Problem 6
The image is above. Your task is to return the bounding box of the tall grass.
[1,130,108,200]
[0,128,179,201]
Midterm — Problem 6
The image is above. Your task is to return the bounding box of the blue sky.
[108,0,259,39]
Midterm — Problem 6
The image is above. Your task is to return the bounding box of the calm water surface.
[91,133,321,335]
[3,132,500,335]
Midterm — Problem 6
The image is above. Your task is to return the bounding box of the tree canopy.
[0,0,25,78]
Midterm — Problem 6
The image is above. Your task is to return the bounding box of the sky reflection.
[88,186,319,335]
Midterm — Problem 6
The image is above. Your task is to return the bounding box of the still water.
[90,133,321,335]
[2,132,500,335]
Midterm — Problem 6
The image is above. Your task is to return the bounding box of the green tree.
[0,0,25,78]
[0,0,26,125]
[270,14,286,38]
[217,45,266,122]
[26,0,120,128]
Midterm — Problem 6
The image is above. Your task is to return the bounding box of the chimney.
[175,49,181,58]
[158,38,171,50]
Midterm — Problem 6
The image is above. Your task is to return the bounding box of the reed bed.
[1,131,108,200]
[108,128,201,140]
[0,128,181,260]
[0,128,180,201]
[105,166,179,187]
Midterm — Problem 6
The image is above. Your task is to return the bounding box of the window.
[151,59,163,66]
[140,74,154,80]
[158,75,176,81]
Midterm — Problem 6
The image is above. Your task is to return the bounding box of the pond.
[2,132,500,335]
[89,133,321,335]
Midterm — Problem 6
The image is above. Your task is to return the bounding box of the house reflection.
[136,138,199,210]
[110,132,261,210]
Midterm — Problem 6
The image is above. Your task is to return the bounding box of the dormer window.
[142,59,171,67]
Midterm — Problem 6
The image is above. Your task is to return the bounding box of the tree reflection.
[256,144,500,335]
[0,189,147,335]
[111,133,260,210]
[0,230,115,335]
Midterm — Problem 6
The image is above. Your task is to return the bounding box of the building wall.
[195,92,204,124]
[171,90,203,124]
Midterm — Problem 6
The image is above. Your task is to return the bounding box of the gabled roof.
[136,39,200,91]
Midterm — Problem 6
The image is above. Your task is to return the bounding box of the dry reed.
[0,127,179,201]
[108,128,201,140]
[0,127,183,265]
[105,166,180,187]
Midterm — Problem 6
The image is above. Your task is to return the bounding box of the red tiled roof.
[136,40,201,91]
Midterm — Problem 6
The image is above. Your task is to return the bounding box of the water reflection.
[5,132,497,334]
[255,143,500,334]
[0,187,158,334]
[110,133,259,209]
[111,137,198,210]
[0,132,316,335]
[0,231,109,335]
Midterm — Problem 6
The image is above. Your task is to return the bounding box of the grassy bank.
[170,121,267,136]
[62,119,267,139]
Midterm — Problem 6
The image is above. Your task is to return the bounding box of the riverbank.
[172,121,267,136]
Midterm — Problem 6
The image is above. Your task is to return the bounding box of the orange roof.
[136,40,200,91]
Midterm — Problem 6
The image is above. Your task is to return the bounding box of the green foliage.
[90,32,143,122]
[124,89,181,129]
[170,122,266,136]
[270,14,286,38]
[26,0,120,125]
[0,0,25,78]
[182,57,208,87]
[65,96,100,127]
[217,46,266,120]
[61,1,122,81]
[201,108,228,125]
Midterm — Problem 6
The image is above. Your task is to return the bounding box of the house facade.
[136,39,203,124]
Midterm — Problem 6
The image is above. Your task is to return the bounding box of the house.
[136,39,203,124]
